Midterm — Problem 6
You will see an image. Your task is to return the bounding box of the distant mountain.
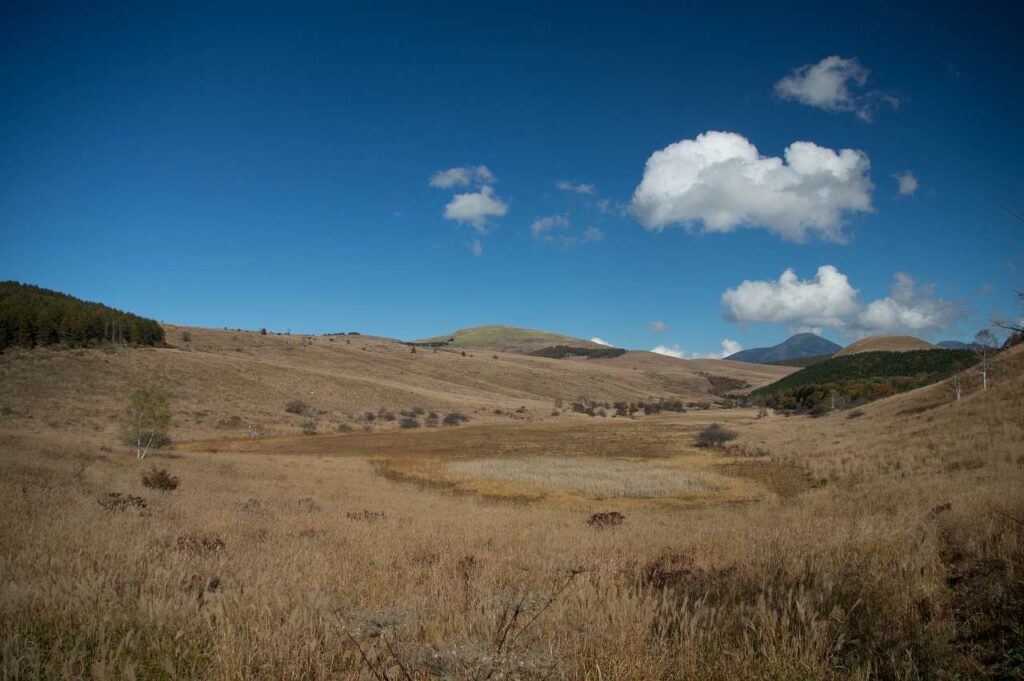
[937,340,968,349]
[834,335,935,357]
[726,333,842,364]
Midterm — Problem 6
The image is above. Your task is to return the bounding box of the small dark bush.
[301,420,318,435]
[176,534,225,553]
[180,331,192,343]
[260,328,267,335]
[399,416,420,429]
[694,423,738,448]
[346,510,385,522]
[443,412,469,426]
[337,423,353,432]
[142,467,179,491]
[587,511,625,528]
[378,409,396,422]
[808,402,830,418]
[425,413,440,427]
[364,411,376,422]
[285,400,308,415]
[99,492,147,510]
[847,409,865,419]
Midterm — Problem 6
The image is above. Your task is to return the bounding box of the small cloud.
[429,165,496,188]
[893,171,918,196]
[556,180,596,195]
[580,227,604,243]
[444,186,508,232]
[775,55,898,121]
[651,344,684,359]
[649,320,669,333]
[530,214,570,238]
[590,336,613,347]
[469,239,483,257]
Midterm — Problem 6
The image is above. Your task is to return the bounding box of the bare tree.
[950,363,964,402]
[974,329,997,390]
[125,389,171,460]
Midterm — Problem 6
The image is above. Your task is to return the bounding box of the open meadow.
[1,335,1022,680]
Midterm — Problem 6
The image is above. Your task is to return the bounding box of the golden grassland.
[0,342,1022,679]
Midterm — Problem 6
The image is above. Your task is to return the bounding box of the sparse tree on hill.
[126,389,171,460]
[950,363,964,402]
[974,329,997,390]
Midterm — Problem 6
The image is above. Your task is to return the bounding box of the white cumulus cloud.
[651,344,684,359]
[429,165,496,188]
[722,266,960,336]
[856,273,959,334]
[775,56,898,121]
[590,337,613,347]
[556,180,596,195]
[444,186,508,232]
[632,131,873,242]
[893,171,918,196]
[722,265,861,328]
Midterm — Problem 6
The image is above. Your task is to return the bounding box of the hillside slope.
[0,324,793,442]
[726,332,841,364]
[835,335,935,356]
[415,324,606,353]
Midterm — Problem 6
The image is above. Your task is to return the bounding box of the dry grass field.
[1,333,1022,680]
[834,335,937,356]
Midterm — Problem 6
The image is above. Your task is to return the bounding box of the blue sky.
[2,1,1022,356]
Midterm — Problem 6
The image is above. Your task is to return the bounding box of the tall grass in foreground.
[0,352,1022,679]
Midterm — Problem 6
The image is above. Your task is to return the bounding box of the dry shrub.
[443,412,469,426]
[98,492,147,510]
[694,422,737,448]
[141,467,179,491]
[587,511,625,528]
[346,509,385,522]
[399,416,420,429]
[175,535,225,553]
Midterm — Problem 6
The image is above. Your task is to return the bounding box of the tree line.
[0,281,164,349]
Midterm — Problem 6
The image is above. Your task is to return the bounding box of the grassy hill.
[0,323,792,442]
[751,348,977,412]
[834,335,935,356]
[415,324,605,354]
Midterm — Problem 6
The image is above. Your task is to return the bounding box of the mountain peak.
[726,333,842,364]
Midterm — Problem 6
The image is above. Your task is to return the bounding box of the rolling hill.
[0,323,794,443]
[751,348,977,411]
[414,324,607,354]
[834,335,935,356]
[725,332,842,364]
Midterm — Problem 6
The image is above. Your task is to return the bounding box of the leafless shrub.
[443,411,469,426]
[346,510,385,522]
[301,420,318,435]
[399,416,420,429]
[694,423,738,448]
[285,400,308,414]
[175,534,225,553]
[98,492,147,511]
[587,511,625,528]
[141,467,179,491]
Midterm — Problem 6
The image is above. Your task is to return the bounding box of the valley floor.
[1,348,1022,679]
